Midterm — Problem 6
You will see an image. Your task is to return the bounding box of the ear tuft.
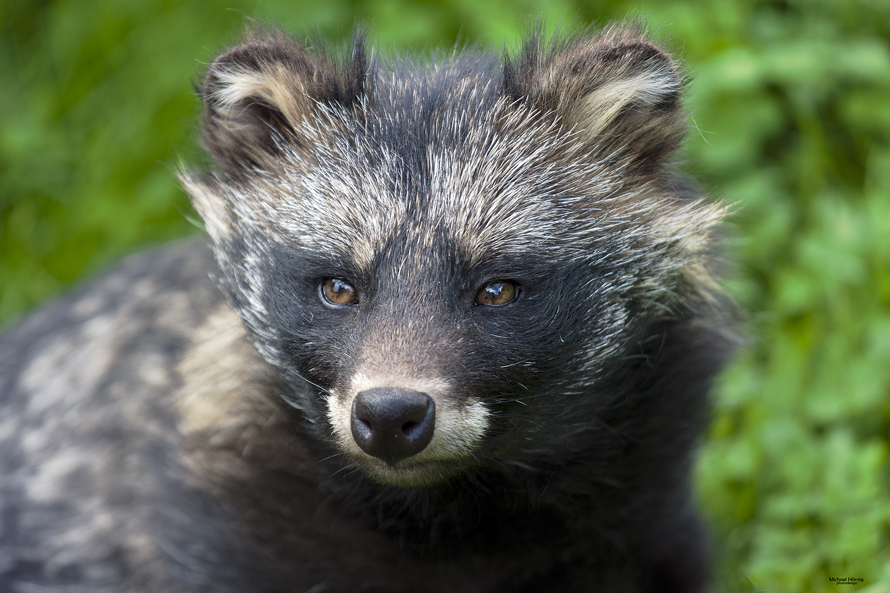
[200,29,368,176]
[504,26,686,170]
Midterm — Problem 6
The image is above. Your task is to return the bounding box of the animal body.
[0,25,731,593]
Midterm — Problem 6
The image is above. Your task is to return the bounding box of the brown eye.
[475,281,518,307]
[321,278,359,306]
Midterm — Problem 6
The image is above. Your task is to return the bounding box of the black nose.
[351,388,436,464]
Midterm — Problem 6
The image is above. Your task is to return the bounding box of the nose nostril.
[350,387,436,464]
[353,418,372,440]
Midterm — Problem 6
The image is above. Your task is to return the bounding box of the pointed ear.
[200,30,367,176]
[504,26,686,170]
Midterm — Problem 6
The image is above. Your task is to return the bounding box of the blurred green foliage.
[1,0,888,591]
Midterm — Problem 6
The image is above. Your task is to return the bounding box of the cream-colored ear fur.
[199,30,366,176]
[504,26,686,170]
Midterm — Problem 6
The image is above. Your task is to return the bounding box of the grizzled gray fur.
[0,24,732,593]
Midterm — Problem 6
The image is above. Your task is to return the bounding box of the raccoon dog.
[0,24,731,593]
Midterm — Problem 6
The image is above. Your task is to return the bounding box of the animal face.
[181,26,724,486]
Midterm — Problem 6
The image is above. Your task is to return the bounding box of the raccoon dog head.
[182,26,725,487]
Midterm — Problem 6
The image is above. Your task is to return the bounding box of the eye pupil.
[322,278,359,305]
[475,281,517,307]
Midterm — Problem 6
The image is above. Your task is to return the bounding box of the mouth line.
[353,455,466,487]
